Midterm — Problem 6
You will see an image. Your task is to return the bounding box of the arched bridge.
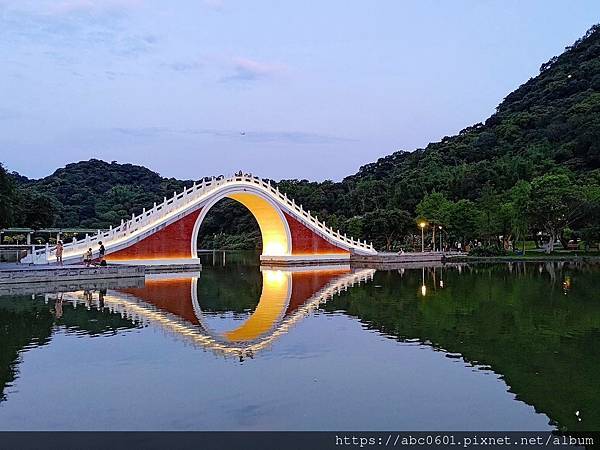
[24,175,376,265]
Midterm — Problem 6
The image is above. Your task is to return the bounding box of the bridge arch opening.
[194,197,262,253]
[192,190,292,258]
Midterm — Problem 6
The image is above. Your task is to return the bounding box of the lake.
[0,253,598,431]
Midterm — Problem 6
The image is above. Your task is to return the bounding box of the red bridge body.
[106,209,348,261]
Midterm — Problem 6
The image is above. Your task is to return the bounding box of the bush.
[468,245,508,257]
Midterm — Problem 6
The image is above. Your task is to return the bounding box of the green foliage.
[362,209,413,251]
[0,163,16,228]
[444,199,480,243]
[527,174,586,251]
[13,189,57,229]
[416,192,451,226]
[468,245,508,257]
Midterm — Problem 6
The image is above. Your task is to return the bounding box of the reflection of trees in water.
[323,263,600,432]
[0,294,137,403]
[197,266,262,313]
[0,297,53,402]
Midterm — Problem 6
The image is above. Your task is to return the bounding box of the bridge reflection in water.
[61,266,375,358]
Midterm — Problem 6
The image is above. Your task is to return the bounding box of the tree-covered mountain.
[2,24,600,251]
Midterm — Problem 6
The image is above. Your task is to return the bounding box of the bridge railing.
[27,175,375,262]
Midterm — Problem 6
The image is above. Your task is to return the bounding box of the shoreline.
[444,254,600,263]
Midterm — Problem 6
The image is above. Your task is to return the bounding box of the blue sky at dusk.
[1,0,599,180]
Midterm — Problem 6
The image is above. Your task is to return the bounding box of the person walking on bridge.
[98,241,106,266]
[56,240,64,266]
[84,248,92,267]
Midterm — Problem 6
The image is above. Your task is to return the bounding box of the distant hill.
[13,159,193,229]
[341,24,600,210]
[2,24,600,249]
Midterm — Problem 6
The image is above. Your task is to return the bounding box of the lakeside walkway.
[0,264,145,286]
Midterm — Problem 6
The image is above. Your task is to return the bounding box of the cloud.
[0,0,144,16]
[112,127,353,144]
[161,61,203,72]
[50,0,143,15]
[0,108,21,120]
[203,0,224,9]
[241,131,352,144]
[221,57,287,83]
[0,1,157,58]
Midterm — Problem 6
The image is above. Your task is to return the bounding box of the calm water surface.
[0,253,598,431]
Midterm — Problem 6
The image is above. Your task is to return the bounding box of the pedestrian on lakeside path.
[84,248,92,267]
[56,240,64,266]
[98,241,106,266]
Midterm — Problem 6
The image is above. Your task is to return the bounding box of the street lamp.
[438,225,443,252]
[419,222,426,252]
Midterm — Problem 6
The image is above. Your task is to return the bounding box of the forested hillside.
[2,24,600,251]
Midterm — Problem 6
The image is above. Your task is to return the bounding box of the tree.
[14,190,57,229]
[363,209,413,251]
[344,216,364,240]
[444,199,480,245]
[416,192,451,249]
[507,180,531,253]
[527,174,586,253]
[476,185,504,246]
[0,162,16,227]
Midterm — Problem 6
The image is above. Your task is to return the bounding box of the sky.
[0,1,599,181]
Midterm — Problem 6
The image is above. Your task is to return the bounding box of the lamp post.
[438,225,443,252]
[419,222,426,253]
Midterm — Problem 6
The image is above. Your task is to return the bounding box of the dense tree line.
[2,25,600,252]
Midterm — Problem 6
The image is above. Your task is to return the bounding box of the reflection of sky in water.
[0,311,550,431]
[0,261,599,431]
[201,311,254,335]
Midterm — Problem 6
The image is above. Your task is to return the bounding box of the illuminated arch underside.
[225,192,290,257]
